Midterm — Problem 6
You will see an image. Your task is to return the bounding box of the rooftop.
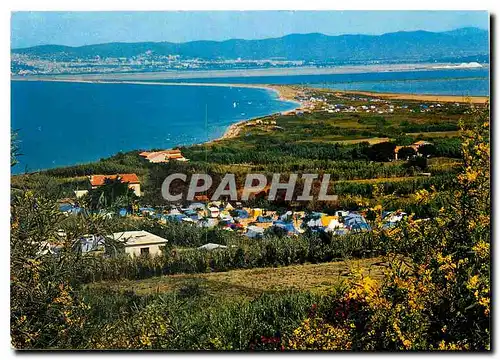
[112,230,168,247]
[89,173,140,187]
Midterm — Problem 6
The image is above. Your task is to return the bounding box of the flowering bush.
[285,104,490,351]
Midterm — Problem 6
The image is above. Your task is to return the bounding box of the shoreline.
[313,87,489,104]
[12,76,489,148]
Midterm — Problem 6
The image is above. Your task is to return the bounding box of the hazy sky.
[11,11,489,48]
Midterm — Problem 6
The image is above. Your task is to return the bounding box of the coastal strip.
[313,87,489,104]
[12,76,489,104]
[11,77,489,144]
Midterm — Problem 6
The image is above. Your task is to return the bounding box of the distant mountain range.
[12,27,489,63]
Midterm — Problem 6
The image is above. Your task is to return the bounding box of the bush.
[367,142,396,162]
[397,146,416,161]
[404,156,428,171]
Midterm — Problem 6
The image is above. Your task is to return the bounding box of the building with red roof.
[88,173,141,197]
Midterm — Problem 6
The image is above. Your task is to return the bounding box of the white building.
[112,230,168,257]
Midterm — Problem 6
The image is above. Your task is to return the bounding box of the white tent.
[306,218,323,228]
[188,203,206,211]
[198,243,228,251]
[219,212,234,222]
[197,218,218,228]
[208,207,220,218]
[245,226,265,239]
[384,211,407,223]
[280,210,293,221]
[209,201,222,208]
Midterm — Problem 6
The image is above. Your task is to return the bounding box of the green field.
[92,257,386,299]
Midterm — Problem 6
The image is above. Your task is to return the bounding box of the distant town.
[11,52,309,76]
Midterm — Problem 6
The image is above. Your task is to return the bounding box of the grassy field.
[91,257,386,299]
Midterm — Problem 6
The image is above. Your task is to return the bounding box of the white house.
[112,230,168,257]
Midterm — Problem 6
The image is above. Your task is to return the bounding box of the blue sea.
[11,81,297,173]
[11,68,490,174]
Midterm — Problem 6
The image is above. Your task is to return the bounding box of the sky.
[11,11,489,49]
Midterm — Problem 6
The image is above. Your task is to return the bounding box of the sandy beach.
[314,88,489,104]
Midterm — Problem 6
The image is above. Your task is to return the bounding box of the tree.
[84,177,137,211]
[418,144,437,158]
[397,146,416,160]
[11,187,123,348]
[405,156,427,170]
[368,142,397,162]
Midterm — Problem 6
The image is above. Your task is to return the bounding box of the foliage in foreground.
[285,105,490,351]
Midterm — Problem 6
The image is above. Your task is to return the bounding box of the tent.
[321,215,337,227]
[197,218,218,228]
[184,209,198,217]
[251,208,263,218]
[272,221,300,234]
[59,203,73,212]
[219,211,234,222]
[118,208,128,217]
[257,216,273,223]
[245,226,265,238]
[306,218,323,228]
[224,203,234,211]
[189,203,206,211]
[139,207,155,216]
[165,214,187,223]
[382,222,397,230]
[234,209,250,219]
[325,218,344,232]
[198,243,228,251]
[209,201,222,208]
[170,208,181,215]
[208,207,220,218]
[279,210,293,221]
[383,211,407,224]
[344,213,372,232]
